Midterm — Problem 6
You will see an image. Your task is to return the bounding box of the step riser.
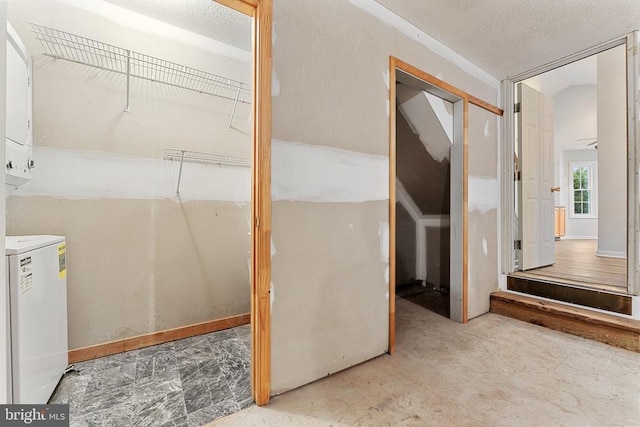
[490,292,640,353]
[507,275,632,315]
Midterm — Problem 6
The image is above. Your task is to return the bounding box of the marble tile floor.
[49,324,252,427]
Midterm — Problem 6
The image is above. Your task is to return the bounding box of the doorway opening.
[394,76,454,319]
[3,0,272,420]
[502,33,639,313]
[388,57,467,353]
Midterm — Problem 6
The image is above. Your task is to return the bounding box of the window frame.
[569,160,598,219]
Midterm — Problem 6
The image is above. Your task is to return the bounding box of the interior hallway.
[211,297,640,426]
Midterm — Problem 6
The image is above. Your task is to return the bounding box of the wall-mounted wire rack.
[164,148,251,196]
[28,22,251,128]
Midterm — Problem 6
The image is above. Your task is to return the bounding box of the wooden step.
[507,274,632,315]
[490,291,640,352]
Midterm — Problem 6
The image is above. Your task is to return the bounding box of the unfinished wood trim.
[392,57,503,116]
[490,291,640,352]
[462,98,469,323]
[250,0,272,407]
[388,58,397,354]
[215,0,272,407]
[69,314,251,364]
[468,94,504,116]
[214,0,256,17]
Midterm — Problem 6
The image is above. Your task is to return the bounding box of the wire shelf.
[164,148,251,196]
[164,148,251,167]
[28,22,252,105]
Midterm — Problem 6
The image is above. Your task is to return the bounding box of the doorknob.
[551,186,561,192]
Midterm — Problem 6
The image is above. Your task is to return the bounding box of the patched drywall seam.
[348,0,498,89]
[379,221,390,285]
[272,70,281,96]
[382,70,390,117]
[270,281,275,309]
[468,176,498,213]
[16,141,390,203]
[271,139,389,203]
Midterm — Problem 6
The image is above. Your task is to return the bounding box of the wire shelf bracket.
[28,22,251,127]
[163,148,251,196]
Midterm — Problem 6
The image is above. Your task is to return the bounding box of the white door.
[518,83,555,270]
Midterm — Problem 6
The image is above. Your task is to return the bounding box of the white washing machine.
[6,235,68,403]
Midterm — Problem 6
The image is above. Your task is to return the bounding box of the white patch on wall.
[272,139,389,202]
[348,223,354,229]
[380,221,389,285]
[381,69,389,89]
[270,281,275,309]
[386,99,390,118]
[272,70,281,97]
[484,120,490,138]
[482,237,488,256]
[379,221,389,263]
[13,147,251,202]
[271,237,276,257]
[17,142,391,204]
[468,176,498,213]
[385,290,389,299]
[347,0,498,90]
[424,92,454,143]
[272,21,277,46]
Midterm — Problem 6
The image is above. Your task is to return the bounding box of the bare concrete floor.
[210,298,640,426]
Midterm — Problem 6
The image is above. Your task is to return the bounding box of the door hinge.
[514,102,521,113]
[514,240,522,250]
[255,216,260,228]
[514,171,521,181]
[27,76,30,87]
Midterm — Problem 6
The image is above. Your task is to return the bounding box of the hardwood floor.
[516,239,627,291]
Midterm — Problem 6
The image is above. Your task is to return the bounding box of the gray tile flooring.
[50,325,252,427]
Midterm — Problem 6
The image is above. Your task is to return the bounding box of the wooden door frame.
[216,0,272,405]
[388,57,503,352]
[500,32,640,297]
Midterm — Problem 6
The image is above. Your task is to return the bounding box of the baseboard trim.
[595,250,627,259]
[561,236,598,240]
[69,313,251,364]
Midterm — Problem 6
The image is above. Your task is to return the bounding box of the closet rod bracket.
[125,50,131,112]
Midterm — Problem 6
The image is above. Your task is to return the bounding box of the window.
[570,161,597,218]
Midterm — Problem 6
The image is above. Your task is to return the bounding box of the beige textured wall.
[7,198,250,349]
[6,2,252,349]
[270,0,499,394]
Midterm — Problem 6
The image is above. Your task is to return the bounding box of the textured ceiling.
[375,0,640,79]
[104,0,251,52]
